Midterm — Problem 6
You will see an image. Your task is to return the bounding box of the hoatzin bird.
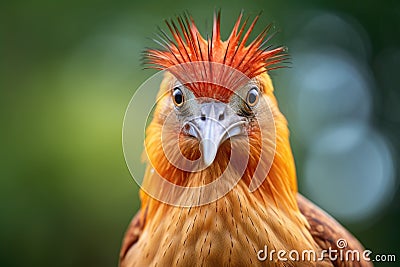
[120,12,372,267]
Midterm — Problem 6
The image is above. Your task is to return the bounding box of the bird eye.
[246,87,259,107]
[172,87,184,107]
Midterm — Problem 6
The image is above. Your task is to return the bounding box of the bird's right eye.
[172,87,184,107]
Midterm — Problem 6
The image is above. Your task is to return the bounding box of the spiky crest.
[145,11,287,101]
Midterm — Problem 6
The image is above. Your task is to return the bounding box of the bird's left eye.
[172,87,184,107]
[246,87,259,107]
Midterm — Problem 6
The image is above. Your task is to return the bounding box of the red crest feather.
[145,11,287,101]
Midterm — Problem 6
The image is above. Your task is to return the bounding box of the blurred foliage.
[1,0,399,266]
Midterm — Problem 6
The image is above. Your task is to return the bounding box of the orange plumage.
[120,11,372,267]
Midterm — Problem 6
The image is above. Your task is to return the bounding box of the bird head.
[142,12,297,208]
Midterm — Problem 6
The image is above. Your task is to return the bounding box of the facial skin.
[144,71,282,193]
[168,78,265,168]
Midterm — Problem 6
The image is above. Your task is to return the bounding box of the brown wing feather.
[297,194,373,267]
[119,207,147,267]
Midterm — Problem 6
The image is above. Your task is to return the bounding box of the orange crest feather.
[145,11,287,101]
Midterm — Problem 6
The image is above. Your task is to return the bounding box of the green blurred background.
[1,0,399,266]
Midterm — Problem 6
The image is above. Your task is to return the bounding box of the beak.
[184,101,246,167]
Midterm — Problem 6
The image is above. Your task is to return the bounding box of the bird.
[119,11,373,267]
